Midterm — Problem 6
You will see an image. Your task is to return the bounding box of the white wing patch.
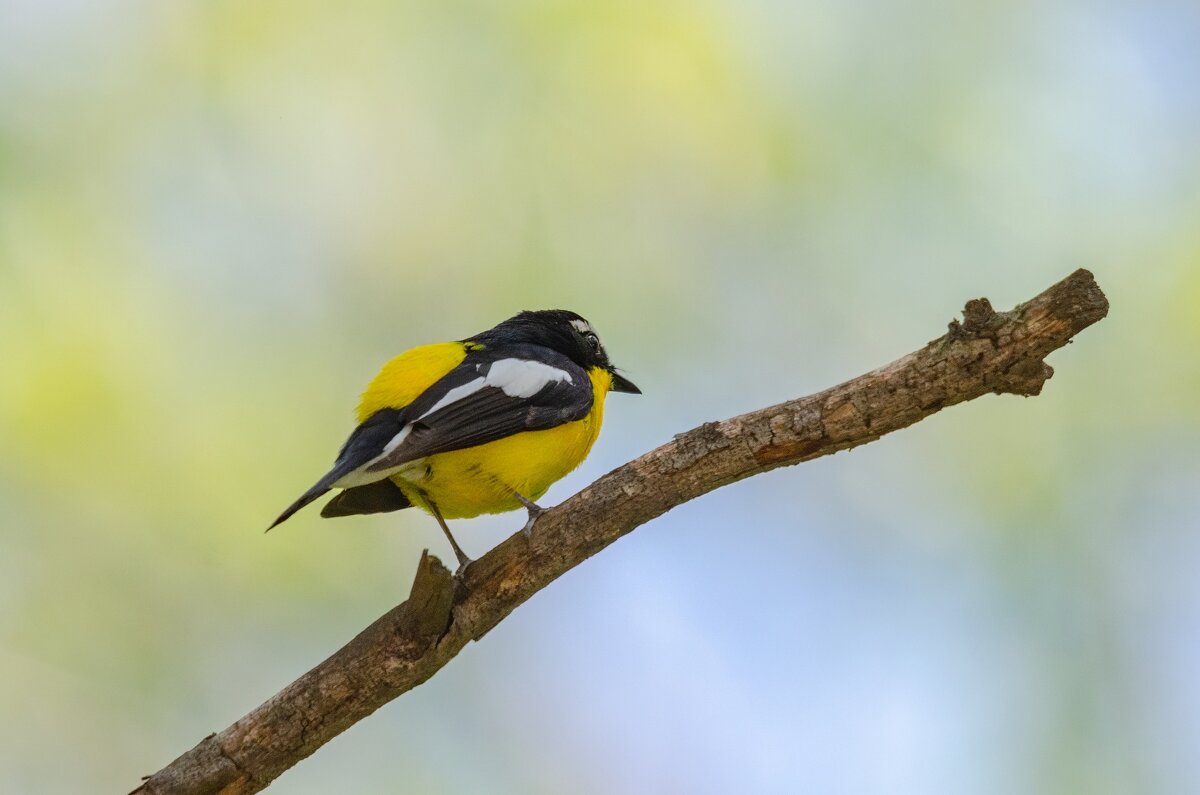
[381,424,413,455]
[332,424,415,487]
[420,377,487,419]
[419,358,572,420]
[486,358,573,397]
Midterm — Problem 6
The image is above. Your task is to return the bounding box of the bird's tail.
[267,460,363,532]
[267,409,411,531]
[321,478,413,517]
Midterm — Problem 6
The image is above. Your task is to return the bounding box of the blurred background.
[1,0,1198,792]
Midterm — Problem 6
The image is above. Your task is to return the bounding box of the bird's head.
[473,309,641,393]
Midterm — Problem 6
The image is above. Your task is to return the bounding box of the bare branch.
[135,269,1109,794]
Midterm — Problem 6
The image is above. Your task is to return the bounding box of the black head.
[469,309,640,394]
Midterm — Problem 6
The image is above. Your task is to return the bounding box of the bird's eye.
[585,332,601,353]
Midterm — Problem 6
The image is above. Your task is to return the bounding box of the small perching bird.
[269,310,640,574]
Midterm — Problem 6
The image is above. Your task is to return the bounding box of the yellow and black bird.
[269,310,640,574]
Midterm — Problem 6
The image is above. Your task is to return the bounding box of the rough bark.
[135,269,1108,794]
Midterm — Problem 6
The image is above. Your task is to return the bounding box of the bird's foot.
[520,503,547,540]
[452,552,473,580]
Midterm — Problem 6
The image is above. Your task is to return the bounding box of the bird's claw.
[453,556,473,580]
[520,504,546,540]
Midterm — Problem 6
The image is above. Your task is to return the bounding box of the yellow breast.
[396,367,613,519]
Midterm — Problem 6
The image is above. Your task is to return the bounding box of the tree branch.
[135,269,1109,795]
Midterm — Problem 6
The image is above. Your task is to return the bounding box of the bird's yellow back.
[356,341,476,422]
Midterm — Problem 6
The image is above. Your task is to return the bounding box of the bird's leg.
[427,499,471,578]
[511,491,547,540]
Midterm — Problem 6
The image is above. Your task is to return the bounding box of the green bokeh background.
[2,1,1198,793]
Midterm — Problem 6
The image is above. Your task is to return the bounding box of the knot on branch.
[987,359,1055,397]
[949,295,1057,397]
[947,297,1004,341]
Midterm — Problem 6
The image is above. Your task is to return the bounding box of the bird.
[268,309,640,575]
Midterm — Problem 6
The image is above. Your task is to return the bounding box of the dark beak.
[609,370,641,394]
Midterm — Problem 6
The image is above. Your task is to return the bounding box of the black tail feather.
[266,485,327,531]
[269,409,410,531]
[267,461,362,532]
[321,479,413,518]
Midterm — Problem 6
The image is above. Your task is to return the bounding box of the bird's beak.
[609,370,641,394]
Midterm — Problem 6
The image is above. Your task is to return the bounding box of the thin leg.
[511,491,547,539]
[427,499,471,577]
